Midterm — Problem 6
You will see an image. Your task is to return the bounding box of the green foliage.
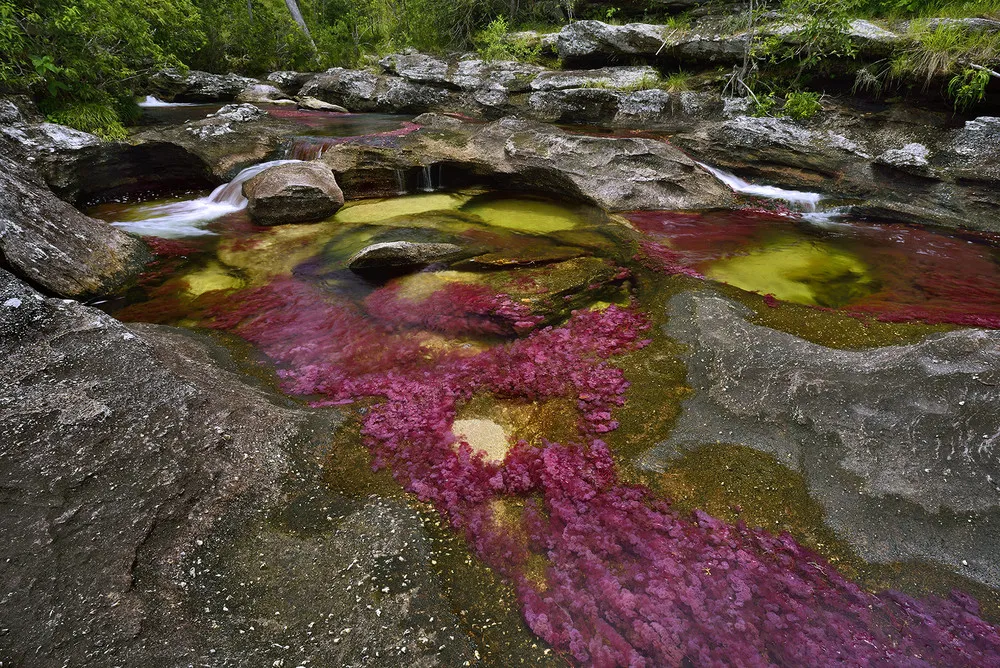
[751,92,778,116]
[770,0,861,73]
[2,0,206,136]
[948,66,991,109]
[45,102,128,140]
[660,70,692,92]
[475,16,542,62]
[782,90,823,118]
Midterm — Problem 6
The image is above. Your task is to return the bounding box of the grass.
[660,70,693,92]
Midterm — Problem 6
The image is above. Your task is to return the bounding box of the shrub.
[475,16,542,63]
[783,90,823,118]
[948,66,991,109]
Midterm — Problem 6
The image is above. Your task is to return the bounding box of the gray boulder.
[296,95,348,112]
[348,241,468,271]
[243,161,345,225]
[149,68,260,102]
[0,144,149,298]
[642,290,1000,588]
[530,65,660,91]
[875,142,936,178]
[265,70,314,95]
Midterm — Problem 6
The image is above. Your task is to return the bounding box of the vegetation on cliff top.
[2,0,999,136]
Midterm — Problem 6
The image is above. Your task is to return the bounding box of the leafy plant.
[783,90,823,118]
[751,91,778,116]
[475,15,542,62]
[948,66,991,109]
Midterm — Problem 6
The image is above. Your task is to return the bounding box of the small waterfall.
[698,162,822,212]
[138,95,195,108]
[419,165,435,192]
[110,160,299,238]
[395,169,408,195]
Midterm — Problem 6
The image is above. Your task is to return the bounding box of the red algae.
[626,209,1000,329]
[186,270,1000,667]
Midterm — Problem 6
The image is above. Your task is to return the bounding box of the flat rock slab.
[641,289,1000,588]
[0,269,479,665]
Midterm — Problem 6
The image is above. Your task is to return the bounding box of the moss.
[457,393,581,448]
[461,196,586,234]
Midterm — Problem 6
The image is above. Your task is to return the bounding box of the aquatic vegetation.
[108,190,1000,665]
[187,270,1000,666]
[628,209,1000,329]
[461,196,588,234]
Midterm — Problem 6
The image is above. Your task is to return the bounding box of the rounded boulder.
[243,161,345,225]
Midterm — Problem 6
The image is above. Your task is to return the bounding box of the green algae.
[705,238,879,308]
[333,193,471,224]
[181,260,245,296]
[461,195,588,234]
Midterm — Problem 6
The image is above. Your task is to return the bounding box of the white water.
[698,162,823,212]
[111,160,299,238]
[138,95,196,108]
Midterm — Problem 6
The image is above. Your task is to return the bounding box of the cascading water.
[420,164,436,192]
[138,95,195,108]
[109,159,299,238]
[698,162,823,212]
[395,169,408,195]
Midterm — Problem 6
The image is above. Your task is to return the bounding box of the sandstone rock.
[381,52,452,86]
[642,289,1000,588]
[0,144,149,297]
[149,68,260,102]
[528,88,623,124]
[243,161,345,225]
[530,66,660,91]
[875,142,935,177]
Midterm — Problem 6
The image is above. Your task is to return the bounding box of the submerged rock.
[347,240,468,271]
[642,289,1000,588]
[243,161,345,225]
[0,142,149,297]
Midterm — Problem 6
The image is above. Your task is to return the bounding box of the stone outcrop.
[348,241,469,271]
[0,268,489,666]
[321,113,733,211]
[641,289,1000,589]
[0,142,149,298]
[243,160,345,225]
[236,83,295,105]
[134,103,303,179]
[149,68,260,102]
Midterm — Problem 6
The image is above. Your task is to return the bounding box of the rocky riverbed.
[2,35,1000,665]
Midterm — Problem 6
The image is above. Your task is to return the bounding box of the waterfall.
[420,165,435,192]
[395,169,408,195]
[110,160,299,238]
[698,162,823,212]
[138,95,195,108]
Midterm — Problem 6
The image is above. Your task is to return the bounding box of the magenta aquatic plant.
[190,273,1000,667]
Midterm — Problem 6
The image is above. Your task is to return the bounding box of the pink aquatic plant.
[192,273,1000,667]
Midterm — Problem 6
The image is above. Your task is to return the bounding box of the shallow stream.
[88,112,1000,665]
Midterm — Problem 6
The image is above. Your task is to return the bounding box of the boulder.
[0,268,487,666]
[381,52,452,86]
[555,20,669,64]
[134,104,303,179]
[148,68,260,102]
[348,241,468,271]
[236,83,295,105]
[265,70,314,95]
[0,143,149,297]
[243,161,345,225]
[528,88,623,124]
[874,142,936,178]
[642,289,1000,588]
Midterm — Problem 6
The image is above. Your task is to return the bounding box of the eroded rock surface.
[0,143,149,297]
[642,290,1000,588]
[149,68,260,102]
[0,269,480,666]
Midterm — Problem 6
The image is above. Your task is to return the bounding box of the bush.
[475,16,543,62]
[783,90,823,118]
